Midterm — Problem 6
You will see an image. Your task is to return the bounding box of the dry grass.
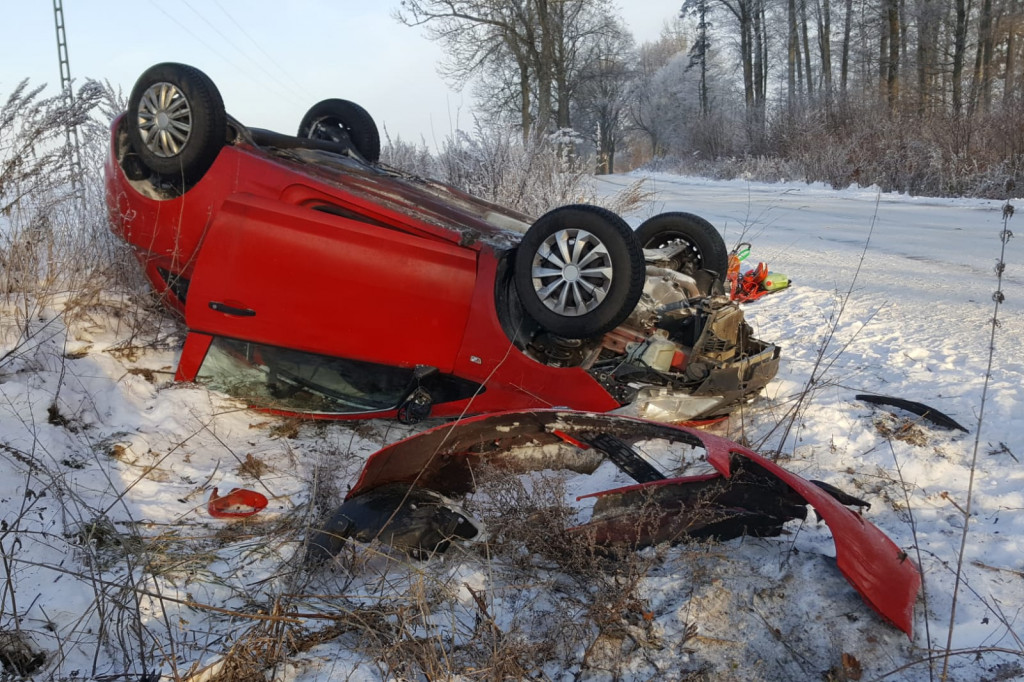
[1,78,151,378]
[382,124,654,220]
[872,414,930,447]
[638,101,1023,199]
[201,463,691,681]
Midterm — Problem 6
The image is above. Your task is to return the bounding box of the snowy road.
[601,173,1023,309]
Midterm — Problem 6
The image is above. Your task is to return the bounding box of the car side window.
[196,337,415,414]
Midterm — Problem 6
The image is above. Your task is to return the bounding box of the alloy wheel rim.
[531,229,614,317]
[137,82,192,158]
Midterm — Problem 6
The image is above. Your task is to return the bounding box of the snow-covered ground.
[0,174,1020,681]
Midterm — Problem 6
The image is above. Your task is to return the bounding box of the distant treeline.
[396,0,1023,197]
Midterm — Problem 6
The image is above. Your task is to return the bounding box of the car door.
[184,193,477,374]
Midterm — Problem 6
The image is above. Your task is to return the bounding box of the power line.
[145,0,249,76]
[209,0,311,100]
[177,0,310,105]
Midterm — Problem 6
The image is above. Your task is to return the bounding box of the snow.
[1,173,1021,681]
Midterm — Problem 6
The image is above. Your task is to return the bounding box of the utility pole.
[53,0,84,191]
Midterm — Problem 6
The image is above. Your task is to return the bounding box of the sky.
[0,0,684,145]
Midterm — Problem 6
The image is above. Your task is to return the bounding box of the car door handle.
[209,301,256,317]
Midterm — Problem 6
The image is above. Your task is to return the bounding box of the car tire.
[298,99,381,163]
[126,63,226,185]
[635,212,729,280]
[514,205,644,339]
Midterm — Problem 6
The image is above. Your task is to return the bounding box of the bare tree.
[396,0,624,138]
[915,0,940,113]
[706,0,769,140]
[573,20,635,173]
[972,0,996,112]
[716,0,760,108]
[840,0,854,95]
[800,0,815,99]
[952,0,970,112]
[788,0,801,108]
[683,0,713,116]
[395,0,1024,196]
[882,0,900,108]
[1004,8,1022,104]
[816,0,834,101]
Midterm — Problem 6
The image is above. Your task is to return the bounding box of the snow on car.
[105,63,780,422]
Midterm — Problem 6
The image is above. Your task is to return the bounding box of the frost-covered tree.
[396,0,626,138]
[572,18,634,173]
[628,23,690,157]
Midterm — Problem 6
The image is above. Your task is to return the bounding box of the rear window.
[196,337,415,414]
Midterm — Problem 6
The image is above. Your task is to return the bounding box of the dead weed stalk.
[939,186,1015,681]
[757,192,883,458]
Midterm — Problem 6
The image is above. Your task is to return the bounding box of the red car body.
[105,65,779,422]
[106,116,629,418]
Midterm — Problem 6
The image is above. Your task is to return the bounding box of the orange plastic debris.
[207,487,268,518]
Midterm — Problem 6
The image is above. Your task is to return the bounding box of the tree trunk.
[547,0,573,130]
[788,0,799,109]
[741,8,755,107]
[536,0,557,131]
[509,42,533,141]
[886,0,900,108]
[599,116,616,174]
[800,0,815,99]
[899,0,909,75]
[699,11,710,115]
[519,66,532,141]
[916,0,934,114]
[977,0,995,112]
[718,0,759,109]
[817,0,833,100]
[841,0,852,95]
[754,0,768,105]
[1005,20,1017,105]
[880,14,889,99]
[952,0,969,113]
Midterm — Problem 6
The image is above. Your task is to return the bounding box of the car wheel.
[635,212,729,279]
[298,99,381,162]
[514,205,644,339]
[126,63,226,185]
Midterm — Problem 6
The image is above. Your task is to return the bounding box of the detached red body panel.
[345,410,920,636]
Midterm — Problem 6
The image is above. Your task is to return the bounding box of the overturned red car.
[105,63,780,422]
